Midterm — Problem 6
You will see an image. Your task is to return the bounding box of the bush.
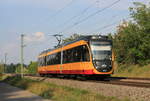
[113,2,150,65]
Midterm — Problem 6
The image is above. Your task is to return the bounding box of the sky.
[0,0,148,64]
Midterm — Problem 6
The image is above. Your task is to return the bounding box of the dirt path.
[0,82,50,101]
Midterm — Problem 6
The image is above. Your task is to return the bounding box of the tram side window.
[63,45,90,63]
[38,57,45,67]
[73,45,90,62]
[46,52,61,65]
[45,45,90,65]
[73,46,82,62]
[55,52,61,64]
[81,45,90,61]
[38,58,41,67]
[47,55,52,65]
[63,51,67,63]
[63,50,70,63]
[67,49,74,63]
[47,54,54,65]
[51,54,56,65]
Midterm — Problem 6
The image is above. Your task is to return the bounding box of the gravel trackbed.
[25,76,150,101]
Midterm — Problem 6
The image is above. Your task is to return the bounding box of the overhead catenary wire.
[59,0,121,33]
[56,0,98,29]
[89,16,130,34]
[90,21,120,34]
[31,0,76,30]
[50,0,76,18]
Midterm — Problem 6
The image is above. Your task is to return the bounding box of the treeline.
[0,61,38,74]
[113,2,150,65]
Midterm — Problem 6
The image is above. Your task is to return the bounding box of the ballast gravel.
[25,76,150,101]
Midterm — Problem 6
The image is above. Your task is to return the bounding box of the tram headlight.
[95,66,100,69]
[101,64,107,68]
[91,36,97,39]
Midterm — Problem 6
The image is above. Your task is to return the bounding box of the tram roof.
[39,35,111,55]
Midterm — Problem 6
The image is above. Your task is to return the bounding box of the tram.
[38,35,115,77]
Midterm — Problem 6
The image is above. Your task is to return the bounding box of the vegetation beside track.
[0,75,130,101]
[113,64,150,78]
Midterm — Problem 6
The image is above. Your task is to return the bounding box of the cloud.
[25,32,45,43]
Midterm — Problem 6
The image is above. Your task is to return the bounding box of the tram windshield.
[90,41,112,60]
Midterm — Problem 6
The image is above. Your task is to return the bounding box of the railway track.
[90,80,150,88]
[87,77,150,88]
[4,73,150,88]
[109,76,150,81]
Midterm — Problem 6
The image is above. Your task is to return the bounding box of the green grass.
[113,64,150,78]
[0,75,130,101]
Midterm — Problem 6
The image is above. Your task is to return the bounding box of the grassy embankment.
[113,64,150,78]
[0,75,130,101]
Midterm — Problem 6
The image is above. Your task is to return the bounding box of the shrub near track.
[113,64,150,78]
[1,76,130,101]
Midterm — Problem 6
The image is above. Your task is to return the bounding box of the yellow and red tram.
[38,35,115,77]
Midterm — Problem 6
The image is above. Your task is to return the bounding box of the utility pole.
[1,60,4,74]
[20,34,25,78]
[4,53,7,73]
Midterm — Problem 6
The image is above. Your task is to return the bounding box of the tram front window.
[92,51,111,61]
[90,41,112,72]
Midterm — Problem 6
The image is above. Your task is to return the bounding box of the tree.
[113,2,150,65]
[15,64,21,73]
[63,34,81,44]
[27,61,38,74]
[0,63,4,74]
[15,63,27,73]
[6,63,17,73]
